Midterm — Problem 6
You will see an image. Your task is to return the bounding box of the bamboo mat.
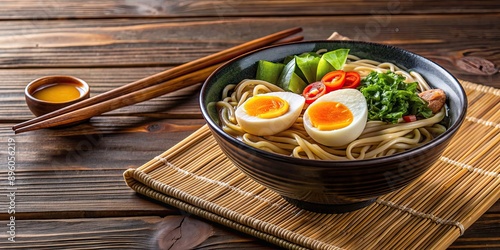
[124,80,500,250]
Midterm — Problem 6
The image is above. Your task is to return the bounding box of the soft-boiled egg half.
[235,92,305,136]
[303,89,368,146]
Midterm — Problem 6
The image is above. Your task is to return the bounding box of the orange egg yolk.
[244,95,289,119]
[307,101,353,130]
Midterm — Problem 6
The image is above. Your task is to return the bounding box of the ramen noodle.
[215,53,447,160]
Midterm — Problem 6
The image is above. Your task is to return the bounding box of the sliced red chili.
[403,115,417,122]
[321,70,346,92]
[302,81,326,104]
[343,71,361,89]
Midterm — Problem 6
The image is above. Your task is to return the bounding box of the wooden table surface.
[0,1,499,249]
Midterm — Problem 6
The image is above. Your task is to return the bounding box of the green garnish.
[277,58,307,94]
[295,52,320,83]
[359,71,433,123]
[255,60,284,85]
[255,48,350,94]
[315,48,350,81]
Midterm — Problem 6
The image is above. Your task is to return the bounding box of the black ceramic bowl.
[200,40,467,213]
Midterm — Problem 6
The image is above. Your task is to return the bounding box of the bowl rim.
[200,40,468,165]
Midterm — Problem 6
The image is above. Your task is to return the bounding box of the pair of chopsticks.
[13,27,303,134]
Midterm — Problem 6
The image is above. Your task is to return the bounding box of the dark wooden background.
[0,1,498,249]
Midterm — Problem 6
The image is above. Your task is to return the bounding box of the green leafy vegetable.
[316,48,350,81]
[359,71,433,123]
[256,60,284,85]
[295,52,320,83]
[277,58,307,94]
[254,48,349,94]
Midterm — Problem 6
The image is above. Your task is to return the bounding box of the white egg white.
[235,92,305,136]
[303,89,368,146]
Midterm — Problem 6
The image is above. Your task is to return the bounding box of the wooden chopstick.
[15,64,221,133]
[13,27,303,133]
[14,35,304,134]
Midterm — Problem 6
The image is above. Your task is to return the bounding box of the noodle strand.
[214,57,446,160]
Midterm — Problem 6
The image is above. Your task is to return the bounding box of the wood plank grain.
[450,213,500,249]
[1,212,498,249]
[0,2,497,249]
[0,68,196,219]
[0,0,499,19]
[1,118,204,168]
[0,15,498,87]
[0,118,205,218]
[1,216,277,250]
[0,67,202,122]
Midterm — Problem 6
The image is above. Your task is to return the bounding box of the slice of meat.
[418,89,446,113]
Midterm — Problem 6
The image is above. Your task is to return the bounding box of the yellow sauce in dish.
[32,83,82,103]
